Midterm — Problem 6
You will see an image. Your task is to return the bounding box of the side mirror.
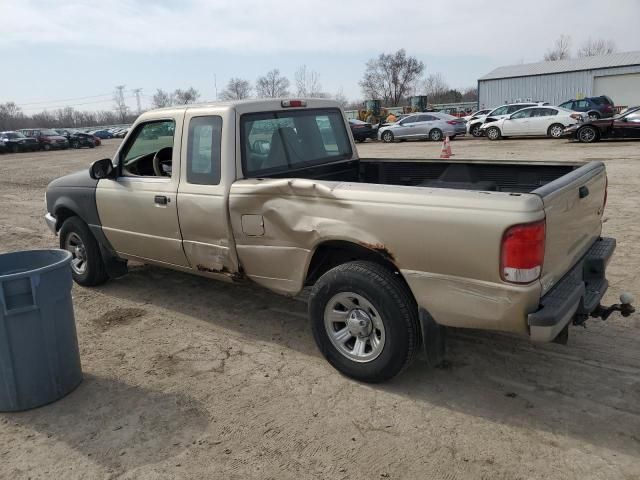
[89,158,115,179]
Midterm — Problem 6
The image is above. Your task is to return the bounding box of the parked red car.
[563,106,640,142]
[92,135,101,146]
[20,128,69,150]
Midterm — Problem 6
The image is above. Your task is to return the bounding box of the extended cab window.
[490,106,509,116]
[121,120,175,177]
[186,116,222,185]
[241,108,351,176]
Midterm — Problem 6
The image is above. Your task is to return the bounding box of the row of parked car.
[0,125,130,154]
[357,95,639,144]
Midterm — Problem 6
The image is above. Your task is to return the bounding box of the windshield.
[614,106,640,119]
[6,132,25,139]
[241,108,352,177]
[41,129,59,136]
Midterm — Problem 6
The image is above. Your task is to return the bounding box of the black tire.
[43,144,51,151]
[588,111,600,120]
[309,261,420,383]
[470,123,482,137]
[381,130,394,143]
[486,126,501,141]
[429,128,443,142]
[11,144,19,154]
[71,141,79,149]
[577,125,599,143]
[89,143,95,148]
[548,123,565,138]
[59,216,109,287]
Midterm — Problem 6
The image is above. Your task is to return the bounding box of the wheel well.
[54,207,77,231]
[305,240,406,288]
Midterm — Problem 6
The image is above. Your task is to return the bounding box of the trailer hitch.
[573,293,635,327]
[590,293,635,321]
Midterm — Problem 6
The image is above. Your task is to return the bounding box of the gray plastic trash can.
[0,249,82,411]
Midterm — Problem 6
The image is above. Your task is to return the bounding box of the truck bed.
[266,158,578,194]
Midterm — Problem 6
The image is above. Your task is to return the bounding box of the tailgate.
[534,161,606,294]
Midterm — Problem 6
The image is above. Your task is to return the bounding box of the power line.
[18,92,114,106]
[20,96,137,112]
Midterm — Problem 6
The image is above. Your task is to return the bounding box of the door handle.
[579,186,589,198]
[154,195,169,205]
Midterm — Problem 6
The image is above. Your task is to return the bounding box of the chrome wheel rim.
[64,232,87,275]
[579,128,595,142]
[324,292,386,363]
[383,132,392,142]
[472,126,480,136]
[488,128,499,140]
[589,113,599,120]
[431,130,441,141]
[550,125,563,138]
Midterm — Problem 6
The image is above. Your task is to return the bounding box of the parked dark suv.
[20,128,69,150]
[558,96,615,119]
[0,131,40,153]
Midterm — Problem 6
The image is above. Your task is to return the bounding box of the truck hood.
[47,169,98,190]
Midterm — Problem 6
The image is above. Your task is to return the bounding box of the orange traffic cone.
[440,136,453,158]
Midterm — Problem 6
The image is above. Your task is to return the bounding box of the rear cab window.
[241,108,352,177]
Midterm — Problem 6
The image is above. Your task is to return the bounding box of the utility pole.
[133,88,142,114]
[113,85,128,122]
[214,74,218,100]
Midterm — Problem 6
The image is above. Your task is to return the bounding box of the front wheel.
[577,126,599,143]
[59,217,108,286]
[548,123,565,138]
[309,261,420,383]
[588,112,600,120]
[470,124,482,137]
[381,131,394,143]
[486,126,501,140]
[429,128,443,142]
[43,144,51,151]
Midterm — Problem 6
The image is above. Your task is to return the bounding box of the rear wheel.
[588,112,600,120]
[381,131,394,143]
[309,261,420,383]
[486,126,501,140]
[11,144,19,154]
[548,123,565,138]
[43,144,51,151]
[577,125,599,143]
[429,128,443,142]
[59,217,108,286]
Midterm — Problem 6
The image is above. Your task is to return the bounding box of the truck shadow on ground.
[3,373,208,474]
[100,265,640,457]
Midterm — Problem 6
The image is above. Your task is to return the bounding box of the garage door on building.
[594,73,640,107]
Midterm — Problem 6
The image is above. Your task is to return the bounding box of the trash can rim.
[0,249,72,281]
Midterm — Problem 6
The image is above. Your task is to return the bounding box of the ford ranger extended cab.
[45,99,634,382]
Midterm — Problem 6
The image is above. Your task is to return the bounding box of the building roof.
[479,51,640,81]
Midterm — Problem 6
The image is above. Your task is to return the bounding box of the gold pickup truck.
[44,99,633,382]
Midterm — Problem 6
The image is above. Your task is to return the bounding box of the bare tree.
[220,78,252,100]
[461,86,478,102]
[113,85,129,123]
[544,35,572,61]
[152,89,174,108]
[295,65,326,97]
[256,69,290,98]
[333,88,349,108]
[422,73,449,101]
[359,49,424,106]
[0,102,24,130]
[577,38,617,57]
[173,87,200,105]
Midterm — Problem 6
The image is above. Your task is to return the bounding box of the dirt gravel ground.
[0,137,639,479]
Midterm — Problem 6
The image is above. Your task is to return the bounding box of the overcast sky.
[2,0,640,112]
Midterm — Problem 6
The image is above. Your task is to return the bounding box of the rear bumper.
[528,237,615,342]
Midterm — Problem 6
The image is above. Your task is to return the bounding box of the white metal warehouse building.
[478,51,640,109]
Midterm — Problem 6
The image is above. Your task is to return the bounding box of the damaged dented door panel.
[177,107,240,277]
[96,111,190,267]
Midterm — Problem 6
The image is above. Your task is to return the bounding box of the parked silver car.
[378,113,457,143]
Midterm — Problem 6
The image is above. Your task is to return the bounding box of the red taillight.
[604,105,613,112]
[281,100,306,108]
[446,120,457,125]
[500,220,546,284]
